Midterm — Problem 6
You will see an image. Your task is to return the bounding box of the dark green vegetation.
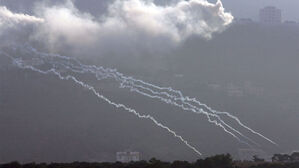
[1,154,299,168]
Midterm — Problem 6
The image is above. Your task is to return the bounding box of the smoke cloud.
[0,6,42,45]
[0,6,43,36]
[33,1,100,48]
[0,6,43,26]
[0,0,233,53]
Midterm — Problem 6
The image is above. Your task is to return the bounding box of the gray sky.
[0,0,298,21]
[210,0,299,21]
[0,0,298,162]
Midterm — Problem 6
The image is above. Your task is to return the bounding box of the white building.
[259,6,282,24]
[116,151,140,163]
[227,84,243,97]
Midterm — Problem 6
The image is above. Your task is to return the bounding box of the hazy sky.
[0,0,299,22]
[0,0,299,162]
[210,0,299,21]
[1,0,299,21]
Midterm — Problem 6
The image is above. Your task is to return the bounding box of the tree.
[23,162,37,168]
[171,161,191,168]
[195,154,233,168]
[253,155,265,162]
[272,154,291,162]
[149,158,170,168]
[0,161,21,168]
[291,152,299,162]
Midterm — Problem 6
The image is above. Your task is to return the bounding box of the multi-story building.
[259,6,282,24]
[116,151,140,163]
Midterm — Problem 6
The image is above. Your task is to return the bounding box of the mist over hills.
[0,22,298,162]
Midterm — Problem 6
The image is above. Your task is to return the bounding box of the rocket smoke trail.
[11,45,255,146]
[0,44,277,155]
[0,0,276,157]
[3,52,203,156]
[17,45,276,146]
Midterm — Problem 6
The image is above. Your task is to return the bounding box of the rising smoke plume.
[0,5,43,44]
[0,0,233,53]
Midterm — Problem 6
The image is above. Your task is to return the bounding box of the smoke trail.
[121,80,277,146]
[12,45,274,147]
[185,97,278,146]
[15,45,251,146]
[123,79,277,146]
[3,52,203,156]
[4,44,278,152]
[0,0,276,155]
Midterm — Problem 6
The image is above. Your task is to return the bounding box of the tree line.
[1,154,299,168]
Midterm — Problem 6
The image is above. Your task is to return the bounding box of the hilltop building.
[116,151,140,163]
[259,6,282,24]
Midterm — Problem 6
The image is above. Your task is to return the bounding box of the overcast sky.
[0,0,298,21]
[1,0,299,162]
[209,0,299,21]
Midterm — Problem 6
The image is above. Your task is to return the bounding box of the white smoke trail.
[122,80,277,146]
[120,80,277,145]
[12,45,276,147]
[17,45,251,145]
[2,52,203,156]
[185,97,278,146]
[0,0,276,155]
